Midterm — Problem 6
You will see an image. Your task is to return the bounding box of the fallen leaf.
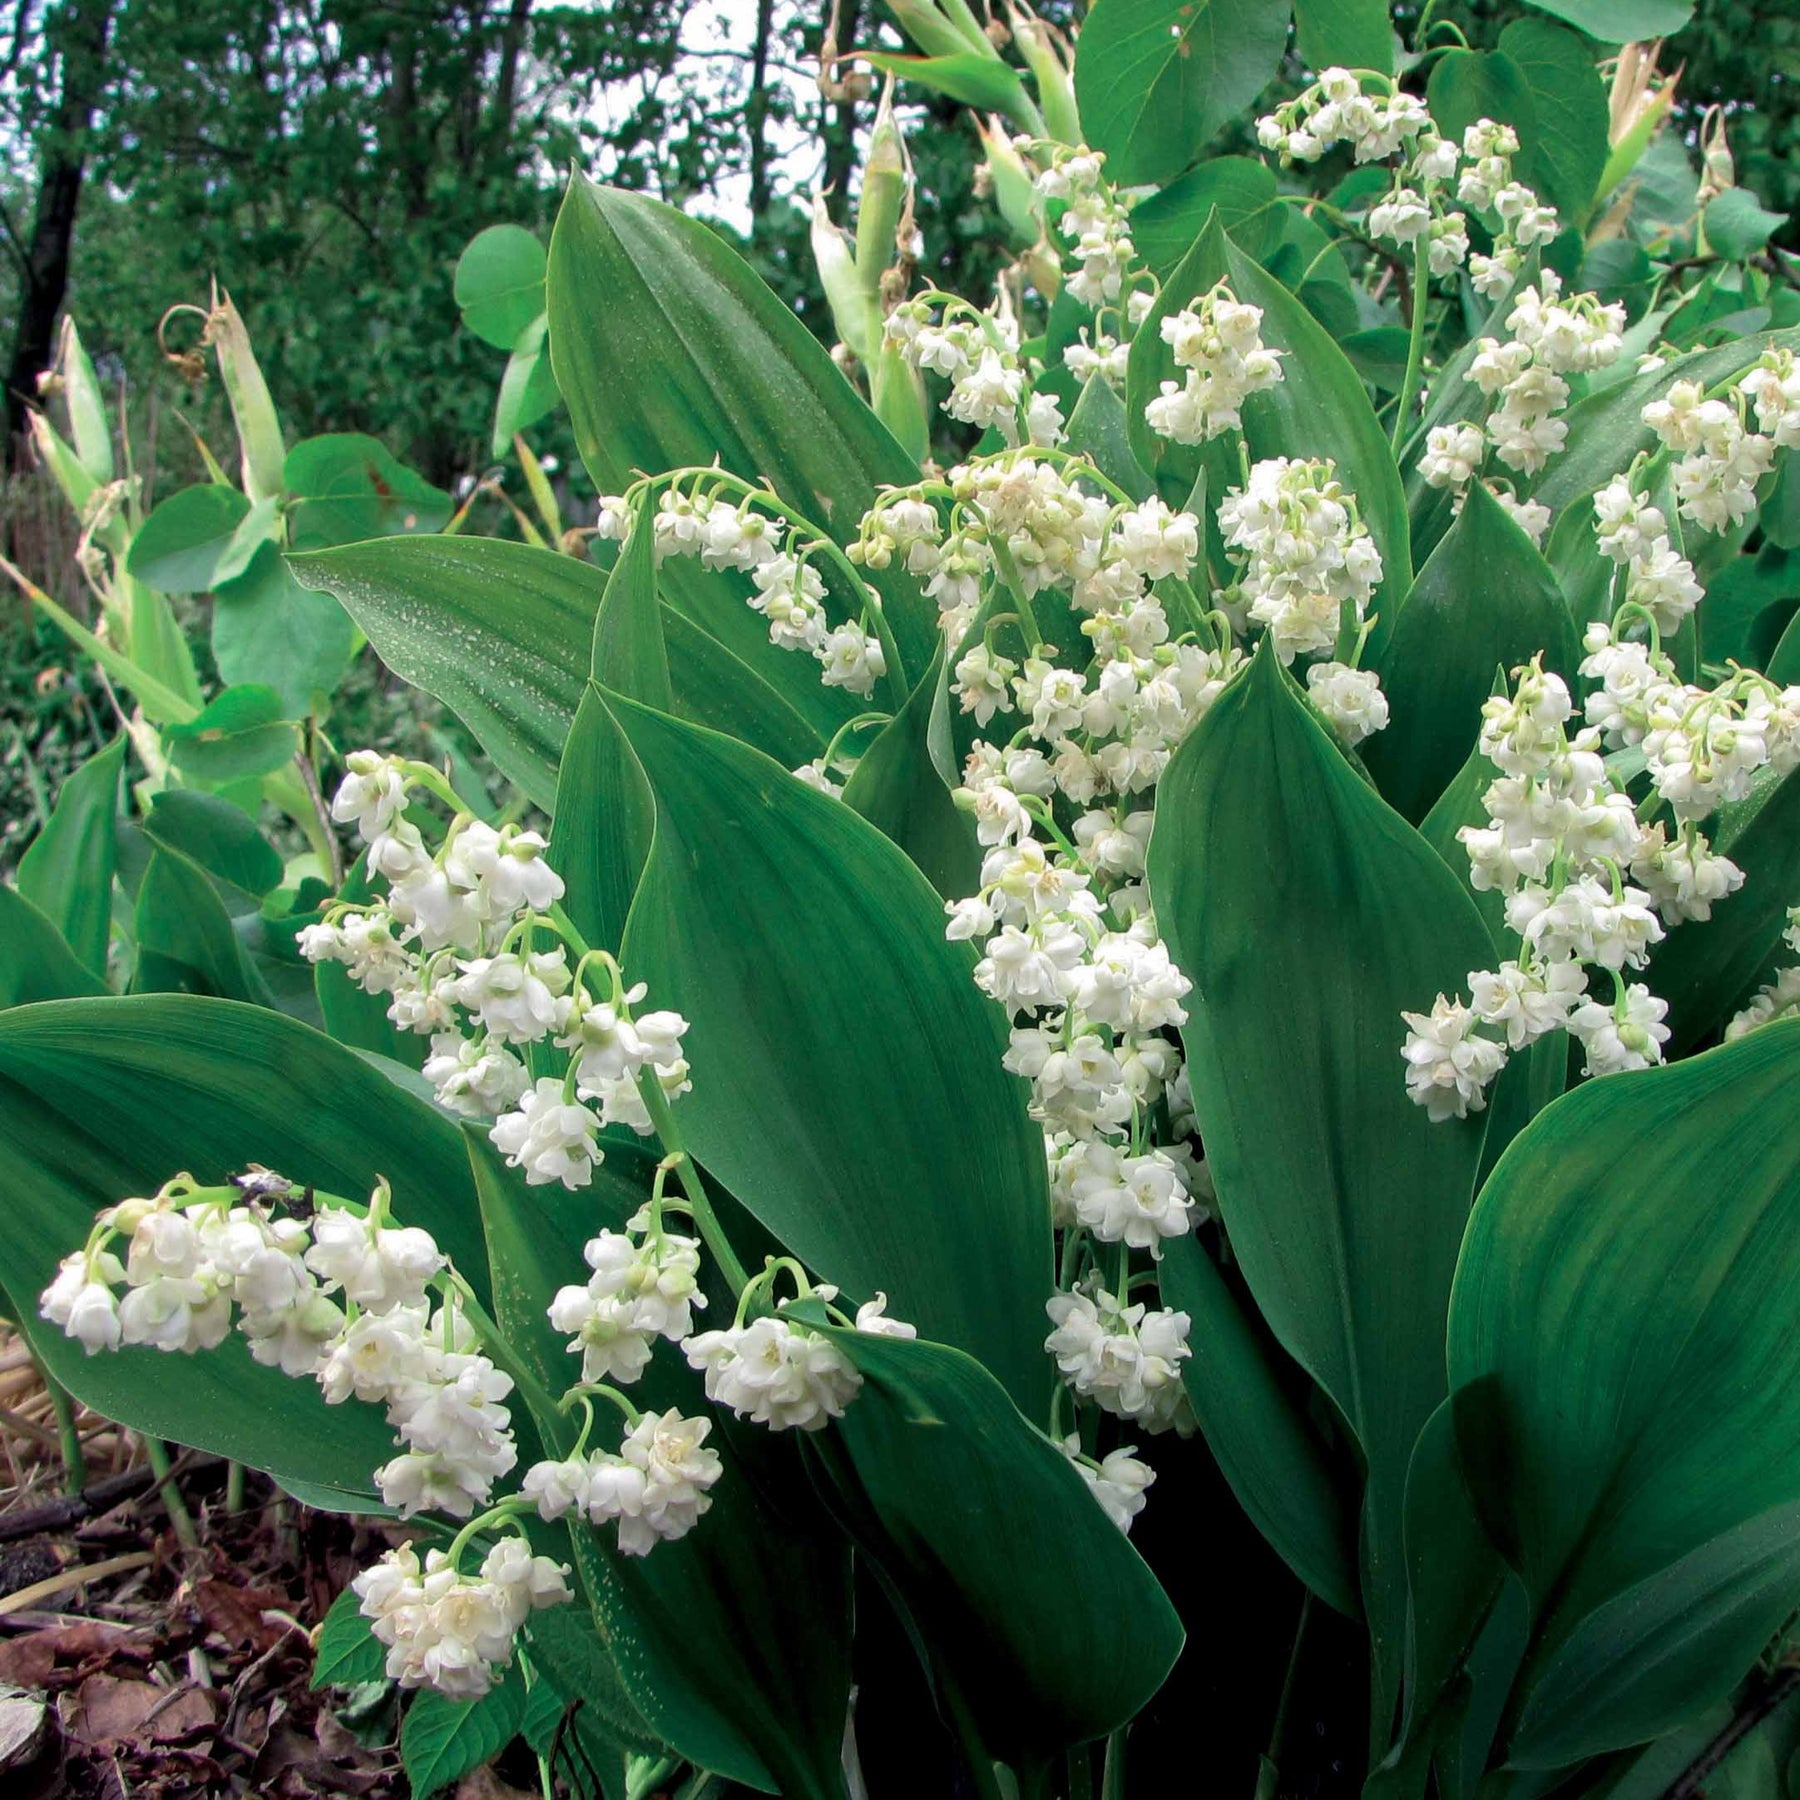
[66,1673,216,1745]
[193,1577,287,1652]
[0,1639,55,1688]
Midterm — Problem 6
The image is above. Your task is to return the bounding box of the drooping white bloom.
[683,1314,863,1430]
[1725,966,1800,1040]
[1044,1283,1192,1435]
[331,751,409,839]
[1400,994,1507,1120]
[1306,662,1389,747]
[1567,983,1670,1076]
[304,1205,446,1313]
[40,1251,124,1354]
[1063,1437,1156,1534]
[1145,285,1284,445]
[422,1031,530,1120]
[490,1079,604,1189]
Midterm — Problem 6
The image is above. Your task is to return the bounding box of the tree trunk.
[820,0,862,225]
[746,0,778,223]
[4,0,117,469]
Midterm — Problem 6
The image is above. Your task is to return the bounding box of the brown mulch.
[0,1326,407,1798]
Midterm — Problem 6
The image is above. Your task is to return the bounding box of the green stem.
[145,1438,198,1550]
[225,1460,246,1513]
[446,1273,568,1433]
[637,1078,751,1298]
[987,536,1045,650]
[39,1363,86,1497]
[1391,239,1432,458]
[1101,1727,1128,1800]
[1265,1590,1314,1788]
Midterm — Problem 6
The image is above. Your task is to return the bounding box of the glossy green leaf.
[1495,19,1610,223]
[803,1323,1183,1764]
[1159,1232,1361,1617]
[1696,549,1800,669]
[1131,157,1281,275]
[17,735,124,977]
[164,685,301,786]
[1647,766,1800,1051]
[1146,643,1496,1722]
[1367,482,1580,822]
[1522,0,1693,39]
[610,695,1051,1412]
[1450,1024,1800,1766]
[546,173,933,684]
[0,886,107,1009]
[0,995,489,1504]
[1063,371,1154,502]
[126,485,253,593]
[213,541,357,720]
[492,319,561,459]
[1074,0,1292,189]
[1341,327,1415,394]
[144,789,284,898]
[841,642,979,898]
[402,1677,526,1799]
[1294,0,1393,76]
[132,847,273,1005]
[283,434,453,552]
[455,224,548,350]
[662,610,825,767]
[466,1132,851,1797]
[1128,213,1413,644]
[550,519,664,955]
[311,1586,386,1689]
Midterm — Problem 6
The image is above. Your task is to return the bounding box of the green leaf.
[1145,643,1496,1725]
[1075,0,1292,189]
[283,434,453,552]
[1522,0,1694,40]
[804,1324,1184,1764]
[1131,158,1281,276]
[841,642,979,898]
[17,736,124,977]
[455,223,548,350]
[132,848,273,1006]
[1340,326,1416,394]
[126,485,253,594]
[0,887,107,1009]
[610,694,1052,1412]
[1062,371,1154,502]
[213,541,357,720]
[1294,0,1393,77]
[547,173,933,684]
[164,686,302,787]
[144,789,284,898]
[1128,213,1413,645]
[465,1132,852,1796]
[662,610,825,767]
[860,50,1035,127]
[402,1677,526,1799]
[311,1586,387,1690]
[0,995,489,1504]
[1158,1232,1362,1617]
[1367,482,1581,822]
[1449,1023,1800,1765]
[1705,188,1789,263]
[1496,19,1611,223]
[492,318,561,459]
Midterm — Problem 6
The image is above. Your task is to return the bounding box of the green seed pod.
[209,290,286,504]
[856,87,908,300]
[811,193,878,364]
[871,335,929,464]
[980,118,1043,250]
[54,317,114,487]
[1011,12,1081,148]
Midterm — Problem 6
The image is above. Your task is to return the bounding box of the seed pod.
[855,85,908,300]
[208,288,286,503]
[811,193,878,365]
[54,317,114,487]
[1011,10,1081,149]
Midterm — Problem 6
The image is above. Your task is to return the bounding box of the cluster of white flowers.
[354,1538,571,1699]
[594,483,888,697]
[547,1209,705,1385]
[1255,76,1555,293]
[1143,283,1285,445]
[1590,476,1703,635]
[884,294,1064,448]
[1044,1281,1194,1436]
[1029,142,1138,312]
[1726,909,1800,1039]
[299,753,693,1192]
[1642,370,1778,537]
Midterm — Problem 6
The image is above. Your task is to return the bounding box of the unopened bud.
[856,86,909,299]
[979,117,1042,249]
[871,336,929,463]
[811,193,878,363]
[1011,11,1081,147]
[207,289,286,503]
[55,318,114,487]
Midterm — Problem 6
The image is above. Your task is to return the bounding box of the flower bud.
[978,118,1042,249]
[810,193,878,364]
[53,318,114,487]
[855,86,908,298]
[208,290,286,503]
[1011,11,1081,148]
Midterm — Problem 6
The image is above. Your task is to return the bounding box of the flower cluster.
[1029,142,1138,311]
[1726,909,1800,1040]
[884,293,1063,448]
[1255,76,1555,293]
[299,753,692,1191]
[1143,282,1285,445]
[547,1209,705,1385]
[1044,1280,1194,1437]
[1643,371,1778,537]
[595,481,888,697]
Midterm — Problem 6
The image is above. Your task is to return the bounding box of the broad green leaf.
[547,173,934,684]
[132,847,273,1005]
[311,1586,386,1689]
[1495,19,1610,223]
[1427,51,1535,186]
[283,434,453,552]
[124,573,206,716]
[610,695,1052,1412]
[402,1677,526,1799]
[466,1132,852,1797]
[164,685,301,787]
[1647,767,1800,1051]
[1449,1024,1800,1765]
[1701,548,1800,670]
[17,735,124,977]
[1367,481,1580,822]
[663,610,825,767]
[126,484,253,593]
[1705,188,1789,263]
[1522,0,1693,40]
[144,789,284,898]
[1128,213,1413,643]
[0,995,490,1503]
[518,1609,642,1796]
[550,520,664,955]
[1131,157,1281,276]
[841,642,979,899]
[1341,327,1415,394]
[1159,1232,1362,1617]
[0,887,107,1008]
[492,318,561,459]
[1063,372,1154,502]
[802,1322,1184,1764]
[1294,0,1393,77]
[1145,643,1496,1723]
[861,50,1035,128]
[1074,0,1292,189]
[455,224,548,350]
[213,541,357,720]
